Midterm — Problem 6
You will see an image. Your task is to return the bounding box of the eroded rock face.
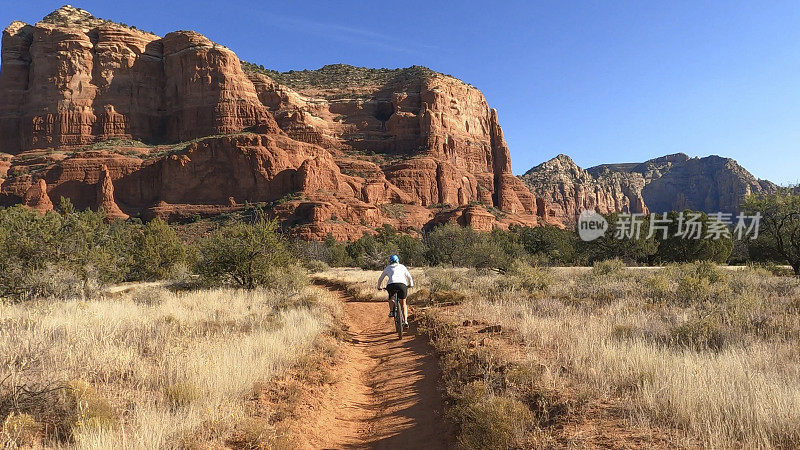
[0,7,547,238]
[638,156,777,214]
[97,165,128,220]
[0,7,276,154]
[522,153,776,224]
[22,178,53,212]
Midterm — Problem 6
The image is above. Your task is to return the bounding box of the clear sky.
[3,1,800,184]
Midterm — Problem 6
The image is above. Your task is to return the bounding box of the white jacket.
[377,263,414,289]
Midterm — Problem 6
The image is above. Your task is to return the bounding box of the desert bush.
[195,218,292,289]
[407,287,431,304]
[0,202,192,300]
[346,232,393,270]
[494,260,553,294]
[163,382,201,409]
[289,237,353,267]
[0,205,130,300]
[753,262,796,277]
[652,211,734,263]
[424,224,511,269]
[451,382,534,450]
[514,224,581,265]
[323,235,353,267]
[0,378,116,443]
[261,265,310,295]
[580,213,658,264]
[346,225,427,269]
[430,290,469,305]
[129,287,171,306]
[1,412,41,447]
[20,264,97,301]
[303,259,330,273]
[676,274,716,303]
[667,262,731,304]
[643,270,673,302]
[420,312,535,449]
[743,190,800,274]
[425,267,470,293]
[670,316,728,351]
[590,258,628,277]
[128,218,185,281]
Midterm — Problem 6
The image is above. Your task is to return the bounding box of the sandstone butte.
[521,153,777,225]
[0,6,564,239]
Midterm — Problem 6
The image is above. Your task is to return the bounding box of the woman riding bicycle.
[376,254,413,328]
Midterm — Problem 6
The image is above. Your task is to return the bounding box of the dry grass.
[0,285,339,449]
[313,267,426,303]
[325,263,800,448]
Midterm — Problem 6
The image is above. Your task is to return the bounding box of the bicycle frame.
[384,287,406,339]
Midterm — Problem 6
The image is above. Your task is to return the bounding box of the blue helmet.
[389,254,400,264]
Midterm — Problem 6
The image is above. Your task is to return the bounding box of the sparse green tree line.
[1,189,798,300]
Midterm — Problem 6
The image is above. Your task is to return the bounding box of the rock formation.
[522,153,776,224]
[96,165,128,220]
[0,6,550,239]
[22,179,53,212]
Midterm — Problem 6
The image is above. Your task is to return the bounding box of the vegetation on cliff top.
[241,61,442,90]
[39,5,157,35]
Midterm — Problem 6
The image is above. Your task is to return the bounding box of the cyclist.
[376,254,414,328]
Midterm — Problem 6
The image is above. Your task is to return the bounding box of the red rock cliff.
[0,6,550,239]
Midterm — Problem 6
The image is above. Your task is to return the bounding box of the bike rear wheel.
[393,293,403,339]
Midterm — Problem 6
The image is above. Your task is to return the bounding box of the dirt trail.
[307,283,453,449]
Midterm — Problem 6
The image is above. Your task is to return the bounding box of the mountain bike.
[383,287,406,340]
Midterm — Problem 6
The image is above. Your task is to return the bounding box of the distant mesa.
[520,152,776,224]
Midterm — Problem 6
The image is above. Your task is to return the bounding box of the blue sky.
[3,1,800,184]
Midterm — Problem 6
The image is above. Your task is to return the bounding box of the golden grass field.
[0,286,339,449]
[319,262,800,448]
[4,262,800,449]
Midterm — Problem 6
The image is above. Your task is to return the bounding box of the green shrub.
[643,271,673,302]
[652,211,734,263]
[450,381,534,450]
[303,259,330,273]
[514,224,581,265]
[689,260,729,284]
[261,264,309,294]
[580,212,658,264]
[504,260,553,292]
[128,218,185,281]
[424,224,511,269]
[0,204,137,300]
[590,258,628,277]
[346,225,427,269]
[669,262,731,304]
[743,190,800,275]
[195,218,292,289]
[676,274,715,303]
[670,316,727,351]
